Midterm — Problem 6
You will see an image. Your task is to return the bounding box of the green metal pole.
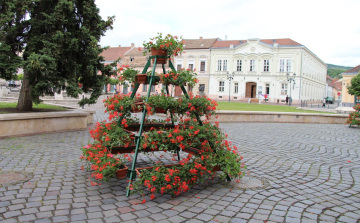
[126,57,158,197]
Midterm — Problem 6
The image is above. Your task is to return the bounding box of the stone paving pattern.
[1,97,360,223]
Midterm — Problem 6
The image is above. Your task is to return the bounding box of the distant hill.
[326,64,353,79]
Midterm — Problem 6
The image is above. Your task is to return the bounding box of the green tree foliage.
[347,72,360,97]
[0,0,117,110]
[326,64,353,79]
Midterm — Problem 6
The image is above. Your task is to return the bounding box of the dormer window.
[130,57,134,62]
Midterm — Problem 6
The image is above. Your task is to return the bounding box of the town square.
[1,0,360,222]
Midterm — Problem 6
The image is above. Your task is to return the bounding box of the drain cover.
[230,176,269,190]
[0,172,33,187]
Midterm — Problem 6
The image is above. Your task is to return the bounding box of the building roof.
[343,64,360,74]
[182,38,217,49]
[332,78,342,91]
[126,47,150,56]
[211,38,302,48]
[100,46,132,61]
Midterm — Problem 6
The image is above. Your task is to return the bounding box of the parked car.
[325,97,335,104]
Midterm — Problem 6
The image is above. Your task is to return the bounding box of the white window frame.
[264,60,269,72]
[250,60,255,71]
[188,59,194,71]
[234,82,239,93]
[176,60,183,71]
[223,60,228,71]
[142,84,147,92]
[200,60,206,72]
[219,81,224,92]
[281,83,288,95]
[280,59,285,72]
[236,60,242,71]
[286,59,292,72]
[217,60,222,71]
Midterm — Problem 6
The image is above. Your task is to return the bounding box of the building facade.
[341,65,360,103]
[208,38,327,104]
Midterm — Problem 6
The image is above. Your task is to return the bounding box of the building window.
[188,64,194,71]
[188,60,194,71]
[237,60,242,71]
[281,83,288,95]
[234,83,238,93]
[250,60,255,71]
[219,81,224,92]
[217,60,222,71]
[280,59,285,72]
[286,59,291,72]
[176,60,182,71]
[264,60,269,72]
[177,64,182,71]
[142,84,147,92]
[150,85,155,92]
[188,85,193,92]
[200,61,206,71]
[223,60,228,71]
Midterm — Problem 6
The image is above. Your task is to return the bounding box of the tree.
[0,0,117,111]
[347,72,360,98]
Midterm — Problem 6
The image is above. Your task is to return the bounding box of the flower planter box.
[135,74,160,85]
[135,164,178,177]
[212,165,221,172]
[151,47,167,64]
[125,123,174,131]
[116,165,128,179]
[182,147,201,155]
[110,146,160,154]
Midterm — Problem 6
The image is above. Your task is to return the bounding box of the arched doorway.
[246,82,257,98]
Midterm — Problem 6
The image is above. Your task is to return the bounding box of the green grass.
[217,102,330,113]
[0,102,67,111]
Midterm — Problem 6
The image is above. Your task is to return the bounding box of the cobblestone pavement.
[1,101,360,222]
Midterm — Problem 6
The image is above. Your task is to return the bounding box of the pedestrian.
[322,98,326,107]
[155,90,158,95]
[285,95,289,105]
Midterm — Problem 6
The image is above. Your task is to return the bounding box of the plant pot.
[151,47,167,64]
[116,165,128,179]
[135,74,147,84]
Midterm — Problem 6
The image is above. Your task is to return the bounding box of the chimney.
[225,35,227,40]
[118,45,121,47]
[131,43,135,47]
[199,36,203,39]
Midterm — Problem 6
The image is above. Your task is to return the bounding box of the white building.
[208,38,327,104]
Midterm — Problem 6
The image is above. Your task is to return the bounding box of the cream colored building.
[174,38,216,96]
[208,38,327,104]
[341,65,360,104]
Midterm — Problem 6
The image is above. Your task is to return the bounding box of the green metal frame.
[122,55,229,197]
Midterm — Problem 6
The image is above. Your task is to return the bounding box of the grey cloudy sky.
[95,0,360,67]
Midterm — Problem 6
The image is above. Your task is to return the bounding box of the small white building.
[208,38,327,104]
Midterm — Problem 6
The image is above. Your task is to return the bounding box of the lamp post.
[286,73,296,106]
[227,72,234,102]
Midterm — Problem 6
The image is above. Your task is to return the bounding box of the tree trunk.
[16,70,33,111]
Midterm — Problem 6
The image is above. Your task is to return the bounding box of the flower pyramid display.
[346,101,360,127]
[81,34,245,199]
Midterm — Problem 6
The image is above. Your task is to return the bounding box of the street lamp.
[286,73,296,106]
[227,72,234,102]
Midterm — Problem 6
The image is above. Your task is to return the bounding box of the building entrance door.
[246,82,257,98]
